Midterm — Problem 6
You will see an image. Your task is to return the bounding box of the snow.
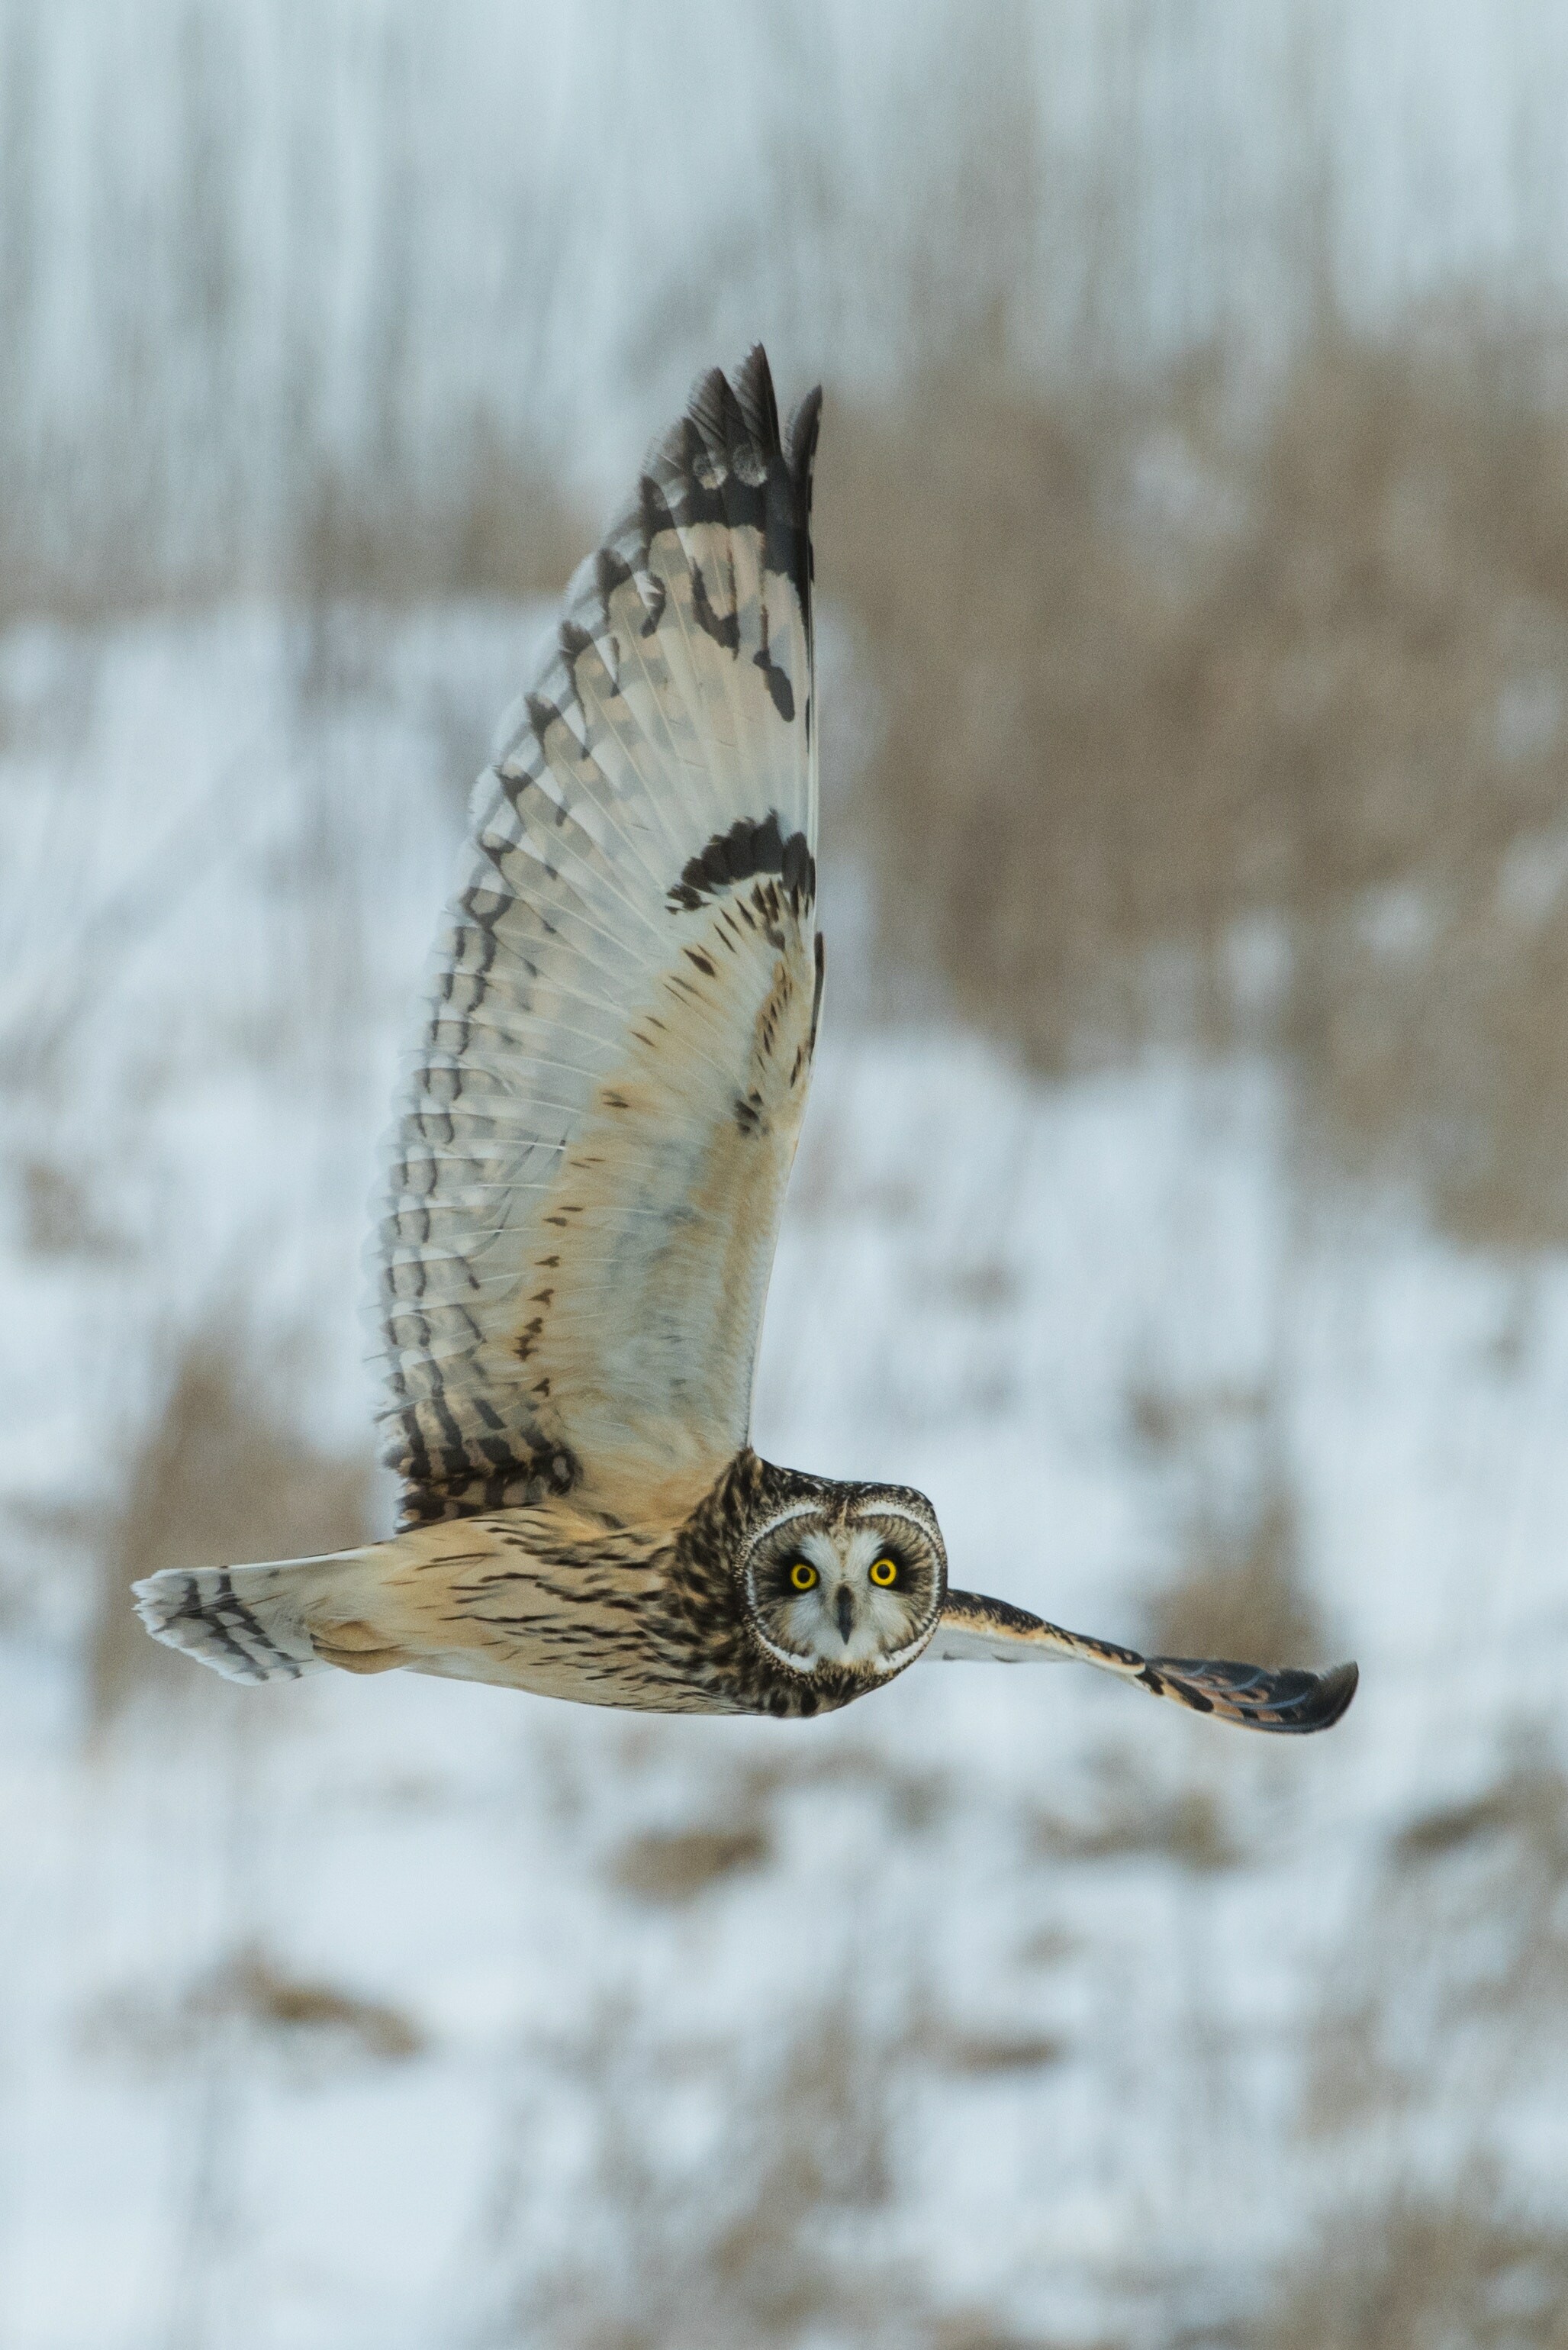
[2,603,1566,2345]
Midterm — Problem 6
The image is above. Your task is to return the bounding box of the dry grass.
[1032,1769,1242,1875]
[931,2327,1121,2350]
[507,1979,1112,2347]
[610,1822,772,1905]
[91,1326,373,1723]
[18,1154,123,1259]
[601,1737,948,1912]
[208,1947,423,2061]
[1394,1755,1568,1871]
[292,431,584,608]
[825,329,1568,1242]
[918,2023,1064,2077]
[1129,1372,1328,1714]
[84,1944,423,2071]
[0,397,583,626]
[1306,1745,1568,2142]
[1148,1483,1322,1675]
[1386,1751,1568,2031]
[1254,2182,1568,2350]
[517,1997,914,2350]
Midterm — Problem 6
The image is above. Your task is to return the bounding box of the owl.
[137,350,1356,1736]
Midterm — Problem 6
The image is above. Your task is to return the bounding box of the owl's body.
[137,351,1357,1742]
[145,1452,945,1719]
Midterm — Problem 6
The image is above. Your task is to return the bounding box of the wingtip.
[684,363,746,467]
[678,347,819,517]
[1309,1659,1360,1730]
[732,343,781,453]
[1148,1649,1360,1734]
[1247,1655,1360,1734]
[786,384,823,504]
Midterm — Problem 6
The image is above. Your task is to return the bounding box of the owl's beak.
[836,1586,855,1645]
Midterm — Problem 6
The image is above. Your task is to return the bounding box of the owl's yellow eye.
[789,1561,819,1591]
[869,1556,899,1587]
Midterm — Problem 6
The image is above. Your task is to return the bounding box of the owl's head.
[739,1479,947,1682]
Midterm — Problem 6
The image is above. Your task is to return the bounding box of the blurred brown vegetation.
[1308,1742,1568,2143]
[1257,2182,1568,2350]
[821,329,1568,1246]
[0,461,581,629]
[292,440,584,610]
[1129,1374,1325,1670]
[517,1998,913,2350]
[85,1942,423,2070]
[91,1328,372,1723]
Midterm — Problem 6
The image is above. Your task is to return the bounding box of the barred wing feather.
[931,1591,1358,1735]
[375,350,823,1528]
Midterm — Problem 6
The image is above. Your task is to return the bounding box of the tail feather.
[133,1552,372,1684]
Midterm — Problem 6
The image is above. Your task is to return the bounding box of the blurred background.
[6,3,1568,2343]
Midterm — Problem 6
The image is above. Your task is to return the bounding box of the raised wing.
[930,1590,1357,1735]
[376,350,823,1529]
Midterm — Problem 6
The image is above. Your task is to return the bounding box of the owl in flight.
[137,350,1356,1735]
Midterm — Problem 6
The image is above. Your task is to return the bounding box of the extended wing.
[929,1589,1357,1734]
[375,350,823,1529]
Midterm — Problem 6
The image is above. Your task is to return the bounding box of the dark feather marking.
[668,811,815,915]
[595,544,634,604]
[689,560,741,653]
[753,601,794,721]
[213,1572,288,1667]
[178,1575,259,1675]
[555,624,606,740]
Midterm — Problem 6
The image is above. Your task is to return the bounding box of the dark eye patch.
[861,1529,919,1574]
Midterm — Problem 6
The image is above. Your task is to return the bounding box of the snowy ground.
[3,604,1568,2348]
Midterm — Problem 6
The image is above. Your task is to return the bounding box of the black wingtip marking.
[735,343,782,454]
[686,350,817,601]
[687,365,774,490]
[787,384,823,508]
[1297,1659,1360,1729]
[1151,1654,1360,1735]
[584,348,817,665]
[695,346,787,478]
[686,365,736,458]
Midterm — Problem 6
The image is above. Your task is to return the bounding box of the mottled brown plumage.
[136,350,1357,1741]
